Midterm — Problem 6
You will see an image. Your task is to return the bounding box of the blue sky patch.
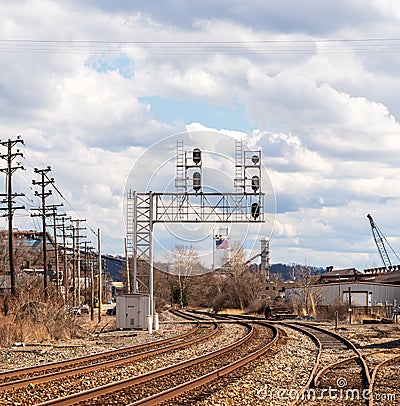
[85,54,134,78]
[139,96,256,132]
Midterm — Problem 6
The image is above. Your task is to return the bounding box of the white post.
[147,315,153,335]
[154,312,159,331]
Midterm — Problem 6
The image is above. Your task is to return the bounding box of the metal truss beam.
[153,192,264,223]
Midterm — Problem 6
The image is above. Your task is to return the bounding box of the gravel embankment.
[167,325,318,406]
[0,322,247,406]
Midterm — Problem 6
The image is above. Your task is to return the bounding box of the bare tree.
[290,264,321,316]
[169,245,201,308]
[213,245,265,312]
[221,244,247,278]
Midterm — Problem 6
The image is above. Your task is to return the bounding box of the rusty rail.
[0,322,216,392]
[129,323,279,406]
[368,354,400,406]
[36,321,256,406]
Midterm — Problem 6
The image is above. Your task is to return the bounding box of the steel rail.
[314,355,359,386]
[314,350,394,389]
[277,322,370,406]
[0,321,200,384]
[35,321,254,406]
[184,308,325,406]
[368,354,400,406]
[275,322,323,406]
[0,321,217,392]
[129,323,279,406]
[293,322,371,385]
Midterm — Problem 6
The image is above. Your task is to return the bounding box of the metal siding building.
[285,282,400,306]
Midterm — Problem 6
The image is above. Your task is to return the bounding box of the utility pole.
[83,241,88,303]
[47,204,64,297]
[32,166,54,301]
[71,224,76,306]
[89,246,95,321]
[82,240,92,304]
[97,228,102,323]
[0,137,25,297]
[72,219,86,307]
[60,216,72,304]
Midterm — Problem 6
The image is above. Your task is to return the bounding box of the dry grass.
[218,308,246,315]
[0,281,91,347]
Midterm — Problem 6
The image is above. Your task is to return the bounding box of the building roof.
[322,267,362,277]
[320,268,361,283]
[374,269,400,285]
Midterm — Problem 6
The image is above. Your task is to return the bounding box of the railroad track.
[80,321,278,406]
[0,317,226,405]
[5,315,277,406]
[0,321,201,388]
[368,353,399,405]
[182,311,399,405]
[280,322,370,406]
[188,311,373,404]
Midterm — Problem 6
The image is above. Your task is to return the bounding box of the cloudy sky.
[1,0,400,271]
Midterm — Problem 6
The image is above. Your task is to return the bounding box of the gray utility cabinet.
[116,294,151,329]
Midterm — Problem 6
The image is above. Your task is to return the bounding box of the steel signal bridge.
[126,140,265,329]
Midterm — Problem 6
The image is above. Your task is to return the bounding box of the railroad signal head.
[251,154,260,165]
[251,202,260,219]
[193,148,201,165]
[251,175,260,192]
[193,172,201,192]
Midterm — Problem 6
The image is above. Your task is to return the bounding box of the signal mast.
[126,139,265,329]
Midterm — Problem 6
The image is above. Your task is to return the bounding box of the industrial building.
[285,266,400,320]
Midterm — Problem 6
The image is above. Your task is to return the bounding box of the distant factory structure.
[285,265,400,320]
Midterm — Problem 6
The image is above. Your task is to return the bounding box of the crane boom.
[367,213,392,270]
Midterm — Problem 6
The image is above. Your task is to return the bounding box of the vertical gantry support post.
[133,190,138,293]
[148,191,154,332]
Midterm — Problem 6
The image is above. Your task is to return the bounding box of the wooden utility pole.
[83,241,89,303]
[72,219,86,307]
[32,166,54,301]
[89,247,95,321]
[0,137,24,296]
[97,228,102,323]
[47,204,64,296]
[59,216,72,303]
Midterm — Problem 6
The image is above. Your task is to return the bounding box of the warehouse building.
[285,267,400,320]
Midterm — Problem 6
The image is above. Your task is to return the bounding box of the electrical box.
[116,294,152,330]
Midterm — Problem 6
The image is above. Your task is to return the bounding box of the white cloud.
[1,1,400,271]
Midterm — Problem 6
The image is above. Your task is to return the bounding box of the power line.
[1,38,400,55]
[20,151,120,256]
[2,38,400,44]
